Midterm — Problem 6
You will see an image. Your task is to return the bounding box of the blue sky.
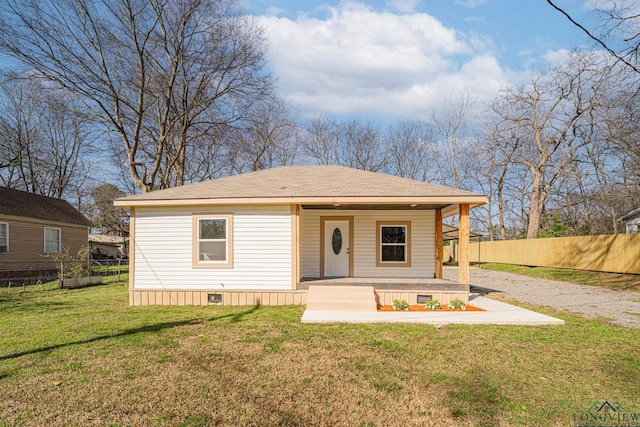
[245,0,595,122]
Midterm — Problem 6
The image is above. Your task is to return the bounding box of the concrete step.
[306,285,378,311]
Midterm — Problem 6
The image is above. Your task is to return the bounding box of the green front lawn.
[0,278,638,426]
[474,262,640,292]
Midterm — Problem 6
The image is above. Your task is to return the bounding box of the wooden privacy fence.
[457,234,640,274]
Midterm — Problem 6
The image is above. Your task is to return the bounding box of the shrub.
[50,246,91,279]
[424,299,441,310]
[392,299,410,311]
[448,298,466,310]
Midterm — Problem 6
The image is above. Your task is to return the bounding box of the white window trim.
[376,221,412,268]
[0,222,8,253]
[192,213,234,269]
[44,227,61,254]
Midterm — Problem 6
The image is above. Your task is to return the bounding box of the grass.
[473,262,640,292]
[91,264,129,274]
[1,278,639,426]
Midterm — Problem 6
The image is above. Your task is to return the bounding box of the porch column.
[435,209,443,278]
[129,207,136,292]
[291,204,301,289]
[458,203,470,284]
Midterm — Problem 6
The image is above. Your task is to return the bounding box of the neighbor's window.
[376,221,411,267]
[0,222,8,252]
[44,227,61,253]
[192,214,233,268]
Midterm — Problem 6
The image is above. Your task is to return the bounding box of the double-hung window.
[44,227,61,253]
[193,214,233,268]
[0,222,8,252]
[376,221,411,267]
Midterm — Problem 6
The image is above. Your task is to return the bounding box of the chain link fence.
[0,258,128,289]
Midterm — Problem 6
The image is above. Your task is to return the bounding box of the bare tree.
[0,0,272,193]
[490,51,613,238]
[384,121,436,181]
[430,92,476,188]
[90,184,129,236]
[0,76,93,199]
[547,0,640,74]
[302,117,386,171]
[232,98,301,172]
[302,115,341,166]
[340,120,386,172]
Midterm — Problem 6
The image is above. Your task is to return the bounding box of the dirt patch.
[377,304,484,312]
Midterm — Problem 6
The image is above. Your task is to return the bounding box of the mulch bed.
[377,304,485,312]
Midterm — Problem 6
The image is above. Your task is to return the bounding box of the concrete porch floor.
[298,277,469,291]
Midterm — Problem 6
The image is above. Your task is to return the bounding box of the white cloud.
[257,1,512,120]
[264,6,284,16]
[543,48,572,65]
[454,0,487,8]
[386,0,420,13]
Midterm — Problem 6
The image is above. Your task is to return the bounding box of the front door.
[324,220,350,277]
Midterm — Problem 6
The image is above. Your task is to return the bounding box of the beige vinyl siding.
[300,209,435,279]
[0,215,87,264]
[133,206,293,290]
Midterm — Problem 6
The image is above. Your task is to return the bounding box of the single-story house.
[88,234,127,259]
[114,165,488,307]
[0,187,92,277]
[618,208,640,233]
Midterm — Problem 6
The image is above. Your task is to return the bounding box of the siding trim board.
[128,208,136,291]
[291,205,300,289]
[0,222,8,253]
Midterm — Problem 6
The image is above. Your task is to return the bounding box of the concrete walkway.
[301,294,565,325]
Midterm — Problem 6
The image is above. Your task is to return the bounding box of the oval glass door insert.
[332,228,342,255]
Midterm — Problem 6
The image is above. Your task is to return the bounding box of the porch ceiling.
[301,203,450,210]
[298,277,469,292]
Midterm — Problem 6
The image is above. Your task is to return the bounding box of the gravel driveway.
[443,266,640,327]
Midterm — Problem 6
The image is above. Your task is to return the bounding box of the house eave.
[0,213,92,229]
[618,207,640,222]
[114,196,489,212]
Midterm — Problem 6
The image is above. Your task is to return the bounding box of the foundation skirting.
[129,288,468,307]
[129,289,308,306]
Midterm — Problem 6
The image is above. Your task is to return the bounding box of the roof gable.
[619,207,640,222]
[116,165,486,203]
[0,187,92,227]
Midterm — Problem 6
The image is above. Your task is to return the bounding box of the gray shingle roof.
[0,187,92,227]
[116,165,486,203]
[618,207,640,222]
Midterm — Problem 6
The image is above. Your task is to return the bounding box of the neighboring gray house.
[88,234,127,259]
[618,208,640,233]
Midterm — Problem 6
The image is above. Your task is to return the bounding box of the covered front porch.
[293,203,475,288]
